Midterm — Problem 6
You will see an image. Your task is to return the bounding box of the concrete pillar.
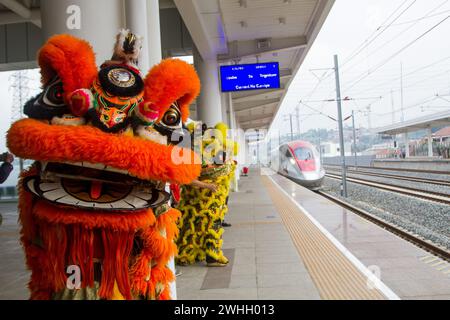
[221,92,229,126]
[405,132,410,158]
[194,46,222,126]
[427,127,433,157]
[125,0,150,73]
[146,0,162,68]
[41,0,124,65]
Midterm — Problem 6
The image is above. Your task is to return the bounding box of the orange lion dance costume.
[7,33,201,300]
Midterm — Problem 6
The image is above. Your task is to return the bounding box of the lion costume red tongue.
[8,34,201,300]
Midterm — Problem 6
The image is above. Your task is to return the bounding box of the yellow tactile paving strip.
[261,175,386,300]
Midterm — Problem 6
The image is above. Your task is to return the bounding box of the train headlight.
[289,158,296,165]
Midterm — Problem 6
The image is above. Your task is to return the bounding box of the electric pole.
[334,54,347,197]
[289,114,294,141]
[283,114,295,142]
[390,89,395,124]
[295,105,301,139]
[352,110,357,167]
[400,62,404,122]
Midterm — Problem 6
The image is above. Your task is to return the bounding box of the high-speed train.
[270,140,325,190]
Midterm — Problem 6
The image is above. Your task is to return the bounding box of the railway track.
[316,190,450,262]
[324,163,450,175]
[325,167,450,187]
[325,172,450,205]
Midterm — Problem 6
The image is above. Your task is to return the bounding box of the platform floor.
[177,168,322,300]
[0,201,29,300]
[177,167,450,300]
[269,170,450,300]
[1,167,449,299]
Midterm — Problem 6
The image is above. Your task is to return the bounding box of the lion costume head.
[7,34,201,300]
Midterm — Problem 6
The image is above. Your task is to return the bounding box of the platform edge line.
[266,174,401,301]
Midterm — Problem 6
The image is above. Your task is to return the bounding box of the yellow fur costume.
[176,123,238,266]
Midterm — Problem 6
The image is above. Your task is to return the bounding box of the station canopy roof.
[376,110,450,135]
[174,0,335,131]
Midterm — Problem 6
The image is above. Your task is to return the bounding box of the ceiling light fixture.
[279,17,286,25]
[283,0,291,4]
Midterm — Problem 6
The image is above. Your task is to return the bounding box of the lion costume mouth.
[24,161,169,211]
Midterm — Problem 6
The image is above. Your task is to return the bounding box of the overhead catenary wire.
[372,93,450,116]
[340,0,417,70]
[343,15,450,92]
[384,8,450,27]
[351,54,450,95]
[299,1,413,102]
[341,0,449,76]
[302,1,446,106]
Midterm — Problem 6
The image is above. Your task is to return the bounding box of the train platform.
[177,166,450,300]
[1,167,449,300]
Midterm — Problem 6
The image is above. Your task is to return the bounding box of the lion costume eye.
[43,78,65,107]
[162,109,180,127]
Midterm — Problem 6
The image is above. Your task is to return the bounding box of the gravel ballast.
[322,177,450,250]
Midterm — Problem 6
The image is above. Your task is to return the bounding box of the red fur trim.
[158,284,171,300]
[149,265,175,300]
[129,254,152,296]
[98,229,134,300]
[38,34,97,96]
[32,200,154,230]
[8,119,201,185]
[144,59,201,122]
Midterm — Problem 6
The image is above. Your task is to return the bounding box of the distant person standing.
[0,152,14,226]
[0,152,14,183]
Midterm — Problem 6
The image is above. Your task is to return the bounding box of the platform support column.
[194,46,223,126]
[125,0,150,73]
[427,127,433,157]
[41,0,124,65]
[146,0,162,68]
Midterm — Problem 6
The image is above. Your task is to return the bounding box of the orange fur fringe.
[143,59,201,122]
[38,34,97,98]
[8,118,201,185]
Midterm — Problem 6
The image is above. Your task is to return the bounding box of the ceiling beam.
[233,89,284,104]
[241,124,269,130]
[174,0,226,60]
[0,9,40,25]
[237,114,273,123]
[0,0,41,27]
[218,36,307,62]
[233,99,279,113]
[159,0,176,9]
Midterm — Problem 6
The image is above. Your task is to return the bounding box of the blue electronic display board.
[219,62,280,92]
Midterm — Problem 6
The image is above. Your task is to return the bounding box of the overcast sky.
[272,0,450,136]
[1,0,450,151]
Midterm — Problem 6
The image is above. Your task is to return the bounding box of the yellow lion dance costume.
[176,123,238,266]
[7,33,201,300]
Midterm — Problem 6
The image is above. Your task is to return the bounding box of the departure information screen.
[219,62,280,92]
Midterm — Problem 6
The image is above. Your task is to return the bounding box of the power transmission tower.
[10,70,31,172]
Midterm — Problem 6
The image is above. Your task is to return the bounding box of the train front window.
[294,147,313,161]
